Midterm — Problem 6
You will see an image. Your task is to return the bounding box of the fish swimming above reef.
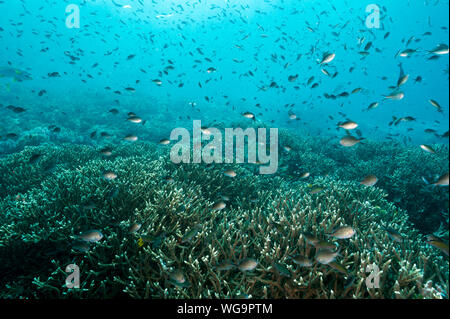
[0,66,32,81]
[429,43,449,55]
[426,239,449,256]
[290,254,313,267]
[385,227,403,243]
[420,144,436,154]
[77,230,104,243]
[315,248,340,264]
[328,226,356,239]
[360,174,378,187]
[434,172,449,186]
[237,258,258,271]
[338,120,358,130]
[340,135,363,147]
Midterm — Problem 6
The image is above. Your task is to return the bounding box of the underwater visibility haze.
[0,0,449,299]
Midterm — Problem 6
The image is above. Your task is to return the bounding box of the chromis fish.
[291,254,313,267]
[180,224,202,244]
[328,226,356,239]
[360,175,378,187]
[273,262,291,278]
[385,227,403,243]
[328,261,348,275]
[426,240,449,256]
[169,269,191,287]
[77,230,103,243]
[237,258,258,271]
[315,248,340,265]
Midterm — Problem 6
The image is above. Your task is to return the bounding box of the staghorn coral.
[330,140,449,234]
[0,141,447,299]
[272,130,449,234]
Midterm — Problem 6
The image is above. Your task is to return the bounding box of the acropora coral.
[0,135,448,299]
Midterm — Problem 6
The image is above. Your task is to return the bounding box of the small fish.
[103,171,118,181]
[72,240,91,252]
[360,174,378,187]
[385,228,403,243]
[367,102,379,111]
[434,172,449,186]
[328,226,356,239]
[127,116,143,124]
[159,139,170,145]
[180,224,202,244]
[429,44,449,55]
[200,126,212,135]
[238,258,258,271]
[338,121,358,130]
[164,176,175,183]
[319,53,335,65]
[299,172,310,179]
[7,105,26,113]
[397,74,409,87]
[340,136,362,147]
[242,112,256,120]
[426,240,449,256]
[315,248,340,265]
[420,145,436,154]
[77,230,103,243]
[313,240,336,250]
[129,223,142,233]
[224,169,237,178]
[273,262,291,278]
[291,254,313,267]
[212,201,226,211]
[328,261,348,275]
[428,99,442,112]
[399,48,417,57]
[383,92,404,100]
[124,135,138,142]
[303,232,319,245]
[169,270,190,287]
[309,187,324,195]
[100,147,113,156]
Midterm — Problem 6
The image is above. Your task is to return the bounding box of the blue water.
[1,0,448,147]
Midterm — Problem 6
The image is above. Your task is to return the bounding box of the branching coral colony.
[0,133,448,299]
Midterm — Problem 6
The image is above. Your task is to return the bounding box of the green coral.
[0,140,447,299]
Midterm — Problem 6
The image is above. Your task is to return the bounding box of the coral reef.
[0,139,447,299]
[277,131,449,234]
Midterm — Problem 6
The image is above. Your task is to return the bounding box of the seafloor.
[0,117,448,299]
